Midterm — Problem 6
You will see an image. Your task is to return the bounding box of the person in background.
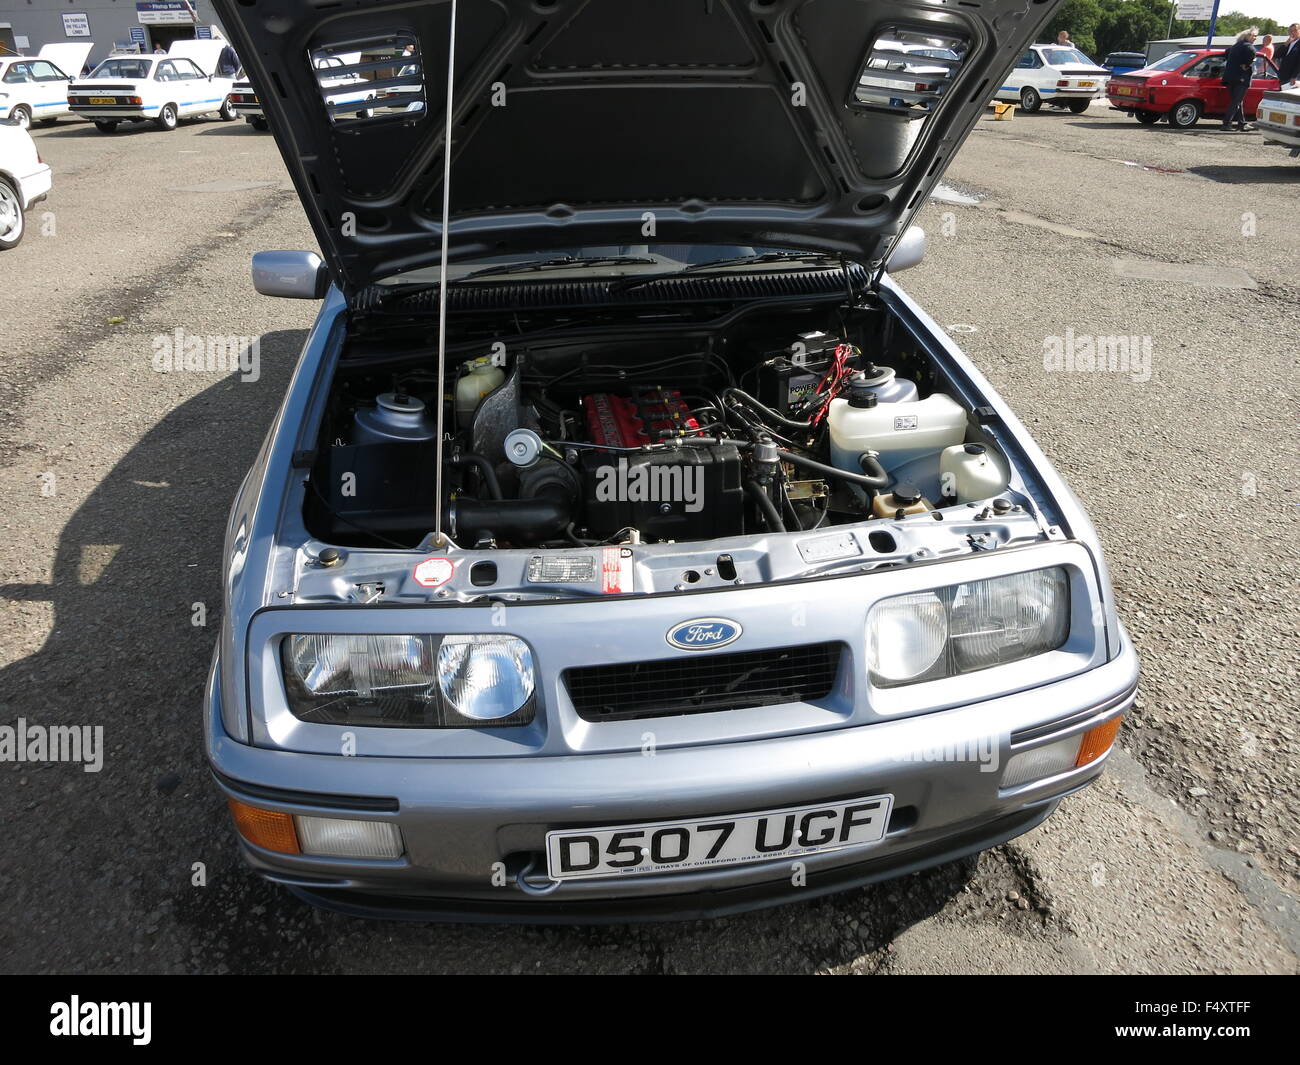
[216,42,239,76]
[153,45,166,54]
[1278,23,1300,88]
[1257,34,1274,61]
[1056,30,1070,46]
[1220,27,1258,131]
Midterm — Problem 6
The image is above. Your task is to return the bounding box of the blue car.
[1102,51,1148,76]
[206,0,1138,922]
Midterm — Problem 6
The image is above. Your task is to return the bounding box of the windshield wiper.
[609,251,846,293]
[681,251,842,272]
[368,256,664,305]
[456,255,660,282]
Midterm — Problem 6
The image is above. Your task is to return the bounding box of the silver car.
[208,0,1138,920]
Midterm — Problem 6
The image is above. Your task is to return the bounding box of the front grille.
[565,642,843,722]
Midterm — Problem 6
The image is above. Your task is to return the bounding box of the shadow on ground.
[0,332,996,973]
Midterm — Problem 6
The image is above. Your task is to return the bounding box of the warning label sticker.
[601,547,634,594]
[413,556,455,588]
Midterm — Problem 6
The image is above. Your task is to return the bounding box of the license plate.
[546,793,894,881]
[1079,80,1095,87]
[87,97,117,105]
[1115,86,1132,95]
[1267,111,1285,124]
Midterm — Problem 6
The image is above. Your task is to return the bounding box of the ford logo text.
[666,618,743,651]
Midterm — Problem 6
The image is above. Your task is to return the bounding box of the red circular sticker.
[413,557,455,588]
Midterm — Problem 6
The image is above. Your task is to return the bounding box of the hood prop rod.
[432,0,459,549]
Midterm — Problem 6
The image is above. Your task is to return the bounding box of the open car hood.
[36,43,93,75]
[211,0,1060,298]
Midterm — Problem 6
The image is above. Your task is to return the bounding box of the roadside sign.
[62,13,91,38]
[136,1,198,25]
[1176,1,1215,18]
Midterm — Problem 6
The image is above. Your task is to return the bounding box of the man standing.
[1278,24,1300,88]
[1220,27,1258,131]
[1057,30,1071,47]
[216,42,240,76]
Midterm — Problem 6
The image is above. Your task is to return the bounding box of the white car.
[0,120,52,249]
[0,43,94,129]
[232,53,377,130]
[994,43,1111,113]
[1256,86,1300,158]
[68,42,236,133]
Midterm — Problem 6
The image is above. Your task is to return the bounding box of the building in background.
[1145,36,1240,63]
[0,1,226,67]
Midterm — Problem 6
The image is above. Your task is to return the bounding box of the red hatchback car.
[1107,48,1280,128]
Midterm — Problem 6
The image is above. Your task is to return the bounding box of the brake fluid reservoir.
[939,442,1009,503]
[828,389,966,474]
[456,357,505,427]
[871,481,933,519]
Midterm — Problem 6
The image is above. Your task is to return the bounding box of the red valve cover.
[583,389,701,449]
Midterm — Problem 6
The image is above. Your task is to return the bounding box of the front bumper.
[206,621,1139,922]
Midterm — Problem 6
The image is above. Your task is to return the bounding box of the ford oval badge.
[666,618,742,651]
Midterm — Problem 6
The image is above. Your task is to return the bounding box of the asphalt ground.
[0,101,1295,973]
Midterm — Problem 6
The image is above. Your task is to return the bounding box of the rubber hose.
[776,448,890,490]
[744,479,786,533]
[451,453,503,500]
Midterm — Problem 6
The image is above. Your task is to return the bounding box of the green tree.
[1044,0,1284,59]
[1045,0,1104,55]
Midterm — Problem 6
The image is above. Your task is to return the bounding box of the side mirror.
[885,225,926,273]
[252,250,330,299]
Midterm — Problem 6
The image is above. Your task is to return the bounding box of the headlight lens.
[282,633,535,727]
[437,634,536,720]
[866,592,948,684]
[867,568,1070,688]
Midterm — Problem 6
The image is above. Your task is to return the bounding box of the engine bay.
[303,302,1016,554]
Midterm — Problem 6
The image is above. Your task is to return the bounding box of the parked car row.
[68,40,238,133]
[0,39,239,135]
[998,41,1299,158]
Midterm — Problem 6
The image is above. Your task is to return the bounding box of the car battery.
[757,331,857,417]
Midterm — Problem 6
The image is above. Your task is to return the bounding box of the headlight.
[866,592,948,684]
[867,568,1069,688]
[281,633,535,727]
[437,634,535,720]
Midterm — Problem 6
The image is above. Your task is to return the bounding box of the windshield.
[1044,48,1095,66]
[380,245,831,284]
[1147,51,1197,72]
[88,58,152,79]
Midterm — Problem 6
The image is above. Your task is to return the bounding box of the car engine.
[305,323,1008,551]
